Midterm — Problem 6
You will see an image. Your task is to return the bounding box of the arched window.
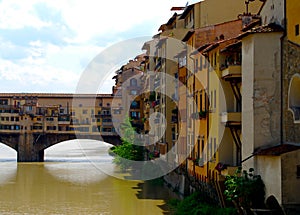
[289,74,300,122]
[130,78,137,86]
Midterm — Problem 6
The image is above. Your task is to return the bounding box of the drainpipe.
[280,0,287,145]
[206,56,210,182]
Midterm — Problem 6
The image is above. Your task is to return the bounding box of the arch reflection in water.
[44,139,116,184]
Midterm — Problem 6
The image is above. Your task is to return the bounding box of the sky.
[0,0,194,94]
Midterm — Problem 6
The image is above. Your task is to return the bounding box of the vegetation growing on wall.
[224,167,265,210]
[168,191,237,215]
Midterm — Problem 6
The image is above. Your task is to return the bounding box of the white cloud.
[0,58,79,92]
[0,0,51,29]
[44,0,188,43]
[0,0,190,93]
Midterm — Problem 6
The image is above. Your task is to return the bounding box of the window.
[26,106,33,111]
[214,52,217,67]
[179,56,187,67]
[296,24,299,36]
[130,111,140,119]
[92,126,99,132]
[195,59,198,73]
[130,78,137,86]
[210,91,213,109]
[200,91,203,112]
[213,138,217,159]
[130,101,140,109]
[0,99,8,105]
[131,90,137,95]
[200,56,203,71]
[82,109,88,114]
[214,90,216,109]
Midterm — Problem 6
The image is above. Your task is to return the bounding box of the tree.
[111,117,144,170]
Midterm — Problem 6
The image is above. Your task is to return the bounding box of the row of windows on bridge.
[0,99,112,107]
[1,116,20,121]
[0,115,113,123]
[71,109,113,115]
[0,124,115,132]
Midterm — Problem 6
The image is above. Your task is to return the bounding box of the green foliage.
[111,117,145,170]
[224,167,265,209]
[168,192,237,215]
[149,92,156,102]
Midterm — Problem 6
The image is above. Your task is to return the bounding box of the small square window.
[295,24,299,36]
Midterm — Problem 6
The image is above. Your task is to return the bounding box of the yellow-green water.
[0,140,176,215]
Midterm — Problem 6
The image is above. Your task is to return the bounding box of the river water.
[0,140,177,215]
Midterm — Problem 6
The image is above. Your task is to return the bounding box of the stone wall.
[283,39,300,142]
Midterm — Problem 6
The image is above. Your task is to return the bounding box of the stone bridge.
[0,131,121,162]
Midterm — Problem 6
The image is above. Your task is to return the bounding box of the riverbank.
[167,191,236,215]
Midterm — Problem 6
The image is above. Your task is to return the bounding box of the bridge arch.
[0,134,19,152]
[33,133,121,162]
[44,139,114,162]
[0,142,17,161]
[0,133,121,162]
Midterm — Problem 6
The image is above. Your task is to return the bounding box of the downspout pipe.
[280,0,287,145]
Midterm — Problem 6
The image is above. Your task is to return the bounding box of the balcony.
[221,65,241,79]
[221,112,241,124]
[220,166,238,176]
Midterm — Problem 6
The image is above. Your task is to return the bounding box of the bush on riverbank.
[110,117,145,170]
[168,191,237,215]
